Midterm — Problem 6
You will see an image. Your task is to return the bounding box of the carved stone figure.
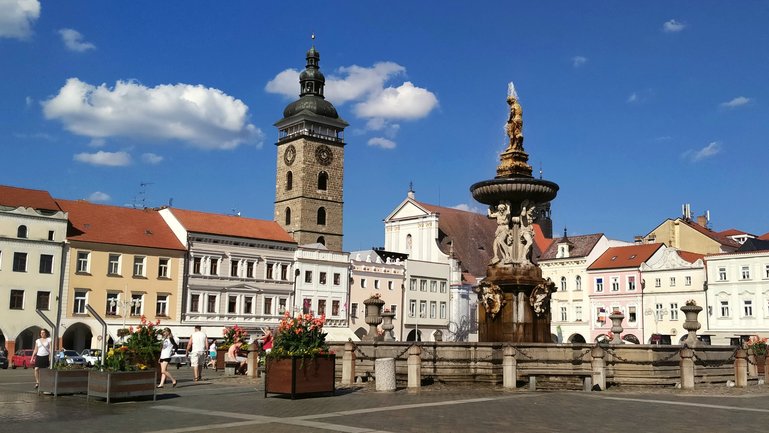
[505,84,524,152]
[519,200,536,264]
[489,202,512,265]
[529,278,554,317]
[477,281,506,320]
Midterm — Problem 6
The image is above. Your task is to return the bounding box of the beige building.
[57,200,186,351]
[644,216,739,255]
[348,249,407,340]
[0,186,68,356]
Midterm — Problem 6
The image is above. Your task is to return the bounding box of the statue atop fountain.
[471,83,559,343]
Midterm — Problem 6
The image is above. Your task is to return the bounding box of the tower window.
[17,225,28,238]
[318,171,328,191]
[317,207,326,225]
[285,207,291,225]
[317,236,325,246]
[286,171,293,191]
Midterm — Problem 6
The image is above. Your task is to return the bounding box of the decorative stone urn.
[381,311,396,342]
[608,311,624,344]
[681,304,703,347]
[363,296,385,342]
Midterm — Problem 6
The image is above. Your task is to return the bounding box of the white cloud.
[87,191,111,202]
[43,78,262,150]
[354,82,438,119]
[25,96,33,107]
[0,0,40,40]
[451,203,483,214]
[264,69,300,97]
[73,150,132,166]
[627,92,638,103]
[59,28,95,52]
[327,62,406,104]
[662,19,686,33]
[572,56,587,68]
[141,152,163,164]
[720,96,750,109]
[88,138,106,147]
[683,141,721,162]
[367,137,396,149]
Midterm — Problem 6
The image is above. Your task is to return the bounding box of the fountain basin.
[470,177,559,206]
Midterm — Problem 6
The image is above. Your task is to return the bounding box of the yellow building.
[644,218,739,255]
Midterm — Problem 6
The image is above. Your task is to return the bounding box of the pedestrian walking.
[186,325,208,382]
[31,329,51,389]
[157,328,178,388]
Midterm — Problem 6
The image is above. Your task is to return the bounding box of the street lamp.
[110,289,142,342]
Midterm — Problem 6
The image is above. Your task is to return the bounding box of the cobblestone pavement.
[2,366,769,433]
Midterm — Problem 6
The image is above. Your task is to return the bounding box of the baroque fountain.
[471,83,559,343]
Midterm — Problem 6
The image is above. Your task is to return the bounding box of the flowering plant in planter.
[685,299,698,307]
[746,335,768,356]
[268,311,331,358]
[98,316,161,371]
[221,324,249,349]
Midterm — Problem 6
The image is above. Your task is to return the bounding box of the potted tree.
[265,311,335,399]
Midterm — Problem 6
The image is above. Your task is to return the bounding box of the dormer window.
[557,244,569,258]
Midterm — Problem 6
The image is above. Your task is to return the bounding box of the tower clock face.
[284,144,296,166]
[315,145,333,166]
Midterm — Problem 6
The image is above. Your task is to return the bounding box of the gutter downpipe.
[53,241,68,353]
[85,304,108,360]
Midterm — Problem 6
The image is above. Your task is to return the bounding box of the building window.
[285,207,291,225]
[48,230,54,241]
[332,300,340,316]
[264,298,273,315]
[76,251,89,273]
[230,260,239,277]
[406,234,412,251]
[109,254,121,275]
[278,298,287,314]
[628,306,637,323]
[158,258,170,278]
[765,264,769,279]
[655,303,664,321]
[419,300,427,318]
[302,298,311,314]
[387,281,393,290]
[281,265,288,280]
[318,171,328,191]
[575,305,583,321]
[718,267,727,281]
[156,295,168,316]
[36,291,50,310]
[375,280,381,290]
[741,266,751,280]
[685,276,692,286]
[73,290,87,314]
[318,299,326,315]
[133,256,146,277]
[361,278,368,288]
[190,294,200,313]
[106,293,118,315]
[17,225,27,238]
[410,279,416,291]
[286,171,293,190]
[391,305,398,317]
[610,277,619,291]
[439,281,446,293]
[39,254,53,274]
[430,281,437,292]
[560,306,567,321]
[246,261,255,278]
[627,276,636,291]
[192,257,202,274]
[720,300,730,317]
[317,236,325,245]
[9,290,24,310]
[228,295,237,314]
[320,272,327,285]
[351,302,359,318]
[560,277,567,291]
[305,270,312,283]
[669,277,676,287]
[655,278,661,288]
[575,276,582,291]
[267,263,274,280]
[429,301,437,319]
[333,273,341,285]
[317,207,326,225]
[420,280,427,292]
[210,258,219,276]
[130,294,143,316]
[207,294,217,313]
[409,300,416,317]
[670,303,679,320]
[744,299,753,317]
[595,278,603,292]
[244,296,253,314]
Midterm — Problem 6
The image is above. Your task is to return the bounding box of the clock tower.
[274,44,348,251]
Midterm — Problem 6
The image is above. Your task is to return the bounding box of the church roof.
[168,208,296,244]
[0,185,61,212]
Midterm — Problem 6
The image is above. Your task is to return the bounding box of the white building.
[348,249,406,340]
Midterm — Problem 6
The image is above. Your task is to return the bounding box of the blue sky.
[2,1,768,250]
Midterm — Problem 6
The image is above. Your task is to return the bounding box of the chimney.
[696,214,708,228]
[634,235,644,244]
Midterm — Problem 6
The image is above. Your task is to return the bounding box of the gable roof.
[0,185,61,212]
[718,228,755,238]
[678,250,705,264]
[588,243,664,271]
[681,219,741,249]
[759,232,769,241]
[737,238,769,253]
[57,200,185,251]
[169,208,296,244]
[540,233,603,260]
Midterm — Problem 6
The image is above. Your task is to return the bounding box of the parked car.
[80,349,102,367]
[169,349,189,368]
[0,353,8,369]
[56,350,87,366]
[11,349,34,369]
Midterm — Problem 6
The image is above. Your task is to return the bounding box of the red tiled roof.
[0,185,61,211]
[169,208,296,244]
[588,243,664,270]
[678,250,705,264]
[533,224,552,256]
[683,220,741,249]
[759,232,769,241]
[540,233,604,260]
[57,200,186,251]
[717,228,754,237]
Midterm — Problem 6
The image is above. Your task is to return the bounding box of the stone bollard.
[247,351,258,378]
[764,356,769,384]
[608,312,624,344]
[407,345,422,389]
[679,347,695,389]
[735,348,748,388]
[591,345,606,391]
[502,346,517,389]
[748,348,758,377]
[341,341,356,385]
[375,358,396,392]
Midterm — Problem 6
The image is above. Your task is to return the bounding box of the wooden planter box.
[216,348,227,371]
[39,368,89,396]
[265,355,335,399]
[87,370,157,403]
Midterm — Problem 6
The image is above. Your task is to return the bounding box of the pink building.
[587,243,665,342]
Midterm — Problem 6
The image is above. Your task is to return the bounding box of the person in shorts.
[186,325,208,382]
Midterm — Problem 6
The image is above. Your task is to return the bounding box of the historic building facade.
[274,44,348,251]
[0,186,68,356]
[348,249,407,340]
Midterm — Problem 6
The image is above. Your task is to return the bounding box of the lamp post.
[110,288,142,342]
[291,268,301,314]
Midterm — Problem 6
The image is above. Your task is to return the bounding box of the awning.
[325,327,360,342]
